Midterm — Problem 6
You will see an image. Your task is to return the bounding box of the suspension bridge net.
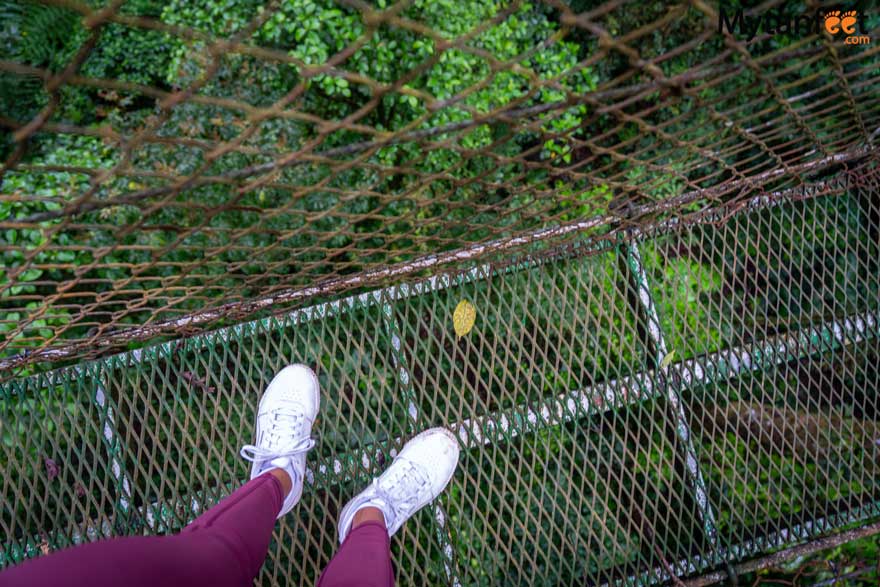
[1,0,879,584]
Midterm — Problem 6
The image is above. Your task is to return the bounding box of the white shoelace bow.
[240,408,315,464]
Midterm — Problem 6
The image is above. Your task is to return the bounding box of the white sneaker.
[337,427,460,543]
[240,364,320,518]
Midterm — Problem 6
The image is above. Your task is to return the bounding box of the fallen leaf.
[44,457,59,481]
[453,300,476,339]
[181,371,216,393]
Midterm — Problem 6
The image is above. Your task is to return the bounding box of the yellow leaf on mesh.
[659,349,676,370]
[453,300,476,338]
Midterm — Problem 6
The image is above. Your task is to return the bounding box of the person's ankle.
[268,467,293,496]
[352,506,386,530]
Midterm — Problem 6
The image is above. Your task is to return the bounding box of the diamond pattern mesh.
[3,0,880,581]
[2,169,878,583]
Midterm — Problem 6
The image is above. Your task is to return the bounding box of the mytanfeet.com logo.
[718,6,871,45]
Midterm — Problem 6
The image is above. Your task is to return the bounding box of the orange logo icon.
[824,9,870,44]
[823,10,857,35]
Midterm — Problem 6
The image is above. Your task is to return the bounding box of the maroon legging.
[0,473,394,587]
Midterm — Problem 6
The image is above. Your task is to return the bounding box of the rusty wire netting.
[1,0,880,584]
[0,0,878,373]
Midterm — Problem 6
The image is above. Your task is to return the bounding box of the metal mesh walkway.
[2,161,878,585]
[3,0,880,582]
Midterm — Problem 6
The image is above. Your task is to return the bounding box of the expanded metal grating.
[1,163,878,585]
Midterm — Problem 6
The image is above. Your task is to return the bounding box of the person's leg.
[317,428,461,587]
[316,508,394,587]
[0,364,320,587]
[0,471,285,587]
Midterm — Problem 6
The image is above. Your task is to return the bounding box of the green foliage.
[161,0,597,156]
[5,0,875,379]
[644,244,725,356]
[81,25,172,87]
[0,1,77,137]
[557,182,612,221]
[0,0,173,132]
[2,0,81,69]
[643,191,880,361]
[626,163,688,203]
[748,534,880,586]
[1,135,118,344]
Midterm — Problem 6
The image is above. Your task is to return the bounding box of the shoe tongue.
[255,455,289,477]
[260,456,301,486]
[269,455,290,470]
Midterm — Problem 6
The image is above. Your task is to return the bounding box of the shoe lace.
[240,406,315,463]
[370,458,431,527]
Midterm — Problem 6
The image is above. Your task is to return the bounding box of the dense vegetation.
[0,0,615,346]
[2,0,876,349]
